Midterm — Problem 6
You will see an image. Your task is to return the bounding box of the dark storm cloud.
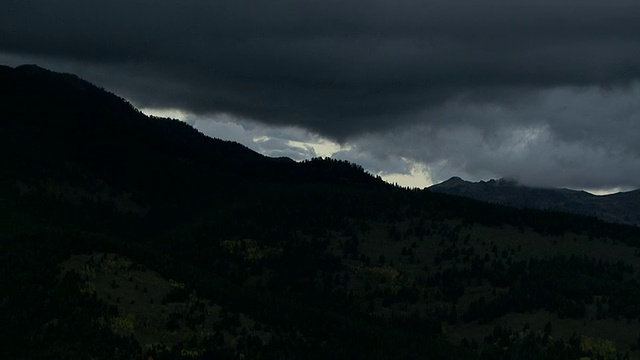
[344,83,640,190]
[2,0,640,139]
[3,0,640,190]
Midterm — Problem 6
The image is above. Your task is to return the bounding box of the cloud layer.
[2,0,639,190]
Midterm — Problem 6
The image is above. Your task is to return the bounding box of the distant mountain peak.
[440,176,520,188]
[484,178,519,187]
[429,176,639,227]
[444,176,465,184]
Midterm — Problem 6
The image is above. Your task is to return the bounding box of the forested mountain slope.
[430,177,640,227]
[2,65,640,359]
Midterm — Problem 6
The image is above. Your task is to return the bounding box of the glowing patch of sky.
[574,187,635,196]
[380,162,433,189]
[285,139,346,158]
[140,107,188,121]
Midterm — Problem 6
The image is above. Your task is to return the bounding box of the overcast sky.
[2,0,639,193]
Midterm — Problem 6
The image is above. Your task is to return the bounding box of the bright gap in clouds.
[140,107,189,121]
[139,107,433,189]
[382,162,433,189]
[285,139,347,158]
[571,187,634,196]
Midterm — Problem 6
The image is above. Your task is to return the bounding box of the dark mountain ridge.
[429,177,640,227]
[3,64,640,359]
[1,64,387,229]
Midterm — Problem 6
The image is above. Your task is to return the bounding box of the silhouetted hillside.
[429,177,640,227]
[1,64,387,231]
[3,65,640,360]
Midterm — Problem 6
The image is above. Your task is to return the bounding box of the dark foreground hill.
[2,65,640,359]
[429,177,640,227]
